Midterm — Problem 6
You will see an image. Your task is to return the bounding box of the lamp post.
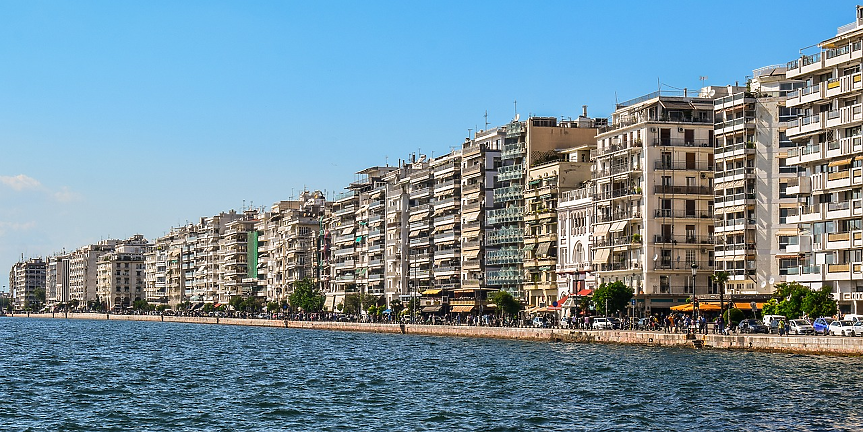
[691,263,698,334]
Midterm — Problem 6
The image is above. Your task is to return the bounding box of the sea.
[1,317,861,431]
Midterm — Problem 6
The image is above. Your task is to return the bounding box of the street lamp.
[691,263,698,334]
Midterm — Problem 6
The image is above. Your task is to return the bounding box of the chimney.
[582,105,588,118]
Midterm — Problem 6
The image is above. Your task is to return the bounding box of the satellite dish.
[769,277,775,285]
[761,281,767,288]
[708,89,716,98]
[653,254,658,261]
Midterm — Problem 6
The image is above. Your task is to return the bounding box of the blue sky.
[0,0,859,287]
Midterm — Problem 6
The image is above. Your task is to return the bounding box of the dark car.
[738,319,768,334]
[813,317,834,335]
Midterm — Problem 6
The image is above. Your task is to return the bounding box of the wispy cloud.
[1,174,81,203]
[0,220,36,236]
[0,174,42,191]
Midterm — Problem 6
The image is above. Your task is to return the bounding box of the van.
[762,315,787,333]
[843,314,863,323]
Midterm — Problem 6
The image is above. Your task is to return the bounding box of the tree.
[803,286,837,318]
[289,278,326,312]
[33,287,46,310]
[342,293,379,315]
[592,281,634,315]
[489,290,521,319]
[390,299,404,316]
[724,307,745,326]
[133,299,150,311]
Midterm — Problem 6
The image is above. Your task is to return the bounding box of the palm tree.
[710,271,730,327]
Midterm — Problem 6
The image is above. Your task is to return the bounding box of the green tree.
[803,286,837,318]
[133,299,150,311]
[489,290,521,318]
[724,307,745,326]
[592,281,634,315]
[390,299,404,316]
[33,287,46,310]
[342,293,380,315]
[289,278,326,312]
[767,282,811,319]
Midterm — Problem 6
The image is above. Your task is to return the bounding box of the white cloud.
[1,174,82,203]
[0,174,42,191]
[0,221,36,236]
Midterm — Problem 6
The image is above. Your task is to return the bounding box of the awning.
[718,204,747,214]
[577,289,594,296]
[536,242,552,256]
[776,254,801,259]
[828,158,853,167]
[593,223,611,236]
[462,249,480,260]
[341,226,354,235]
[671,303,721,312]
[609,221,628,233]
[548,295,568,311]
[734,302,766,310]
[422,305,443,313]
[660,100,694,110]
[591,248,610,264]
[463,211,480,222]
[523,243,536,251]
[421,289,442,295]
[775,229,798,236]
[722,180,746,189]
[451,305,475,313]
[434,223,455,234]
[408,213,426,223]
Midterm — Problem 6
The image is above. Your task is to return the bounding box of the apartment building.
[557,183,595,297]
[258,191,329,303]
[9,257,46,309]
[593,89,731,314]
[486,115,600,307]
[95,235,149,310]
[69,240,120,305]
[384,168,409,307]
[784,5,863,314]
[218,211,262,304]
[459,130,503,312]
[713,68,803,297]
[431,152,462,293]
[45,254,70,307]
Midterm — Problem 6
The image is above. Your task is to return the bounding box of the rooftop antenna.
[513,100,517,120]
[484,110,489,130]
[468,128,473,139]
[243,199,246,211]
[385,155,389,166]
[699,76,708,88]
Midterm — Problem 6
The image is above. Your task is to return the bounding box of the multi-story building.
[486,115,601,307]
[144,241,170,306]
[431,152,462,292]
[258,191,329,304]
[69,240,119,306]
[593,89,733,314]
[9,257,46,309]
[96,235,149,310]
[459,130,503,312]
[557,183,595,297]
[384,167,410,306]
[784,5,863,314]
[45,253,70,307]
[219,211,262,304]
[406,157,434,301]
[713,68,803,297]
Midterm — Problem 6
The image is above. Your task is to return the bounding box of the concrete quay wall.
[16,313,863,356]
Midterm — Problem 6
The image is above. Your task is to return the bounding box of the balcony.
[485,247,524,265]
[487,227,523,246]
[486,270,523,285]
[498,163,525,181]
[651,138,712,148]
[653,161,712,171]
[653,260,714,271]
[462,182,483,195]
[493,186,523,203]
[593,187,642,201]
[654,209,712,219]
[463,164,483,177]
[654,185,713,195]
[652,235,714,245]
[501,143,526,160]
[715,192,756,207]
[487,207,523,225]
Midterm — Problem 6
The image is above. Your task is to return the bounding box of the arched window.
[575,242,584,264]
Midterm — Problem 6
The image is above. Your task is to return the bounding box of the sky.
[1,0,860,288]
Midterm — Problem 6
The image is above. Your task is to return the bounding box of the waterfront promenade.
[11,312,863,356]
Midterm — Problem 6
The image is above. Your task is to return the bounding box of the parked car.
[828,320,856,336]
[737,319,768,334]
[852,321,863,337]
[592,317,620,330]
[843,314,863,323]
[532,317,549,328]
[813,317,834,335]
[788,319,815,335]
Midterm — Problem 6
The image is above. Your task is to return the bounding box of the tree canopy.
[489,290,521,318]
[288,278,326,312]
[341,293,380,315]
[592,281,634,315]
[762,282,836,319]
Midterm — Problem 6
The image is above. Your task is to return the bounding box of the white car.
[851,321,863,337]
[828,320,855,336]
[788,319,814,335]
[592,317,620,330]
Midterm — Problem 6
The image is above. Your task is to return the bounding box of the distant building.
[96,235,150,310]
[9,257,46,310]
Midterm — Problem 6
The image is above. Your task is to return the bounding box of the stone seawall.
[14,313,863,356]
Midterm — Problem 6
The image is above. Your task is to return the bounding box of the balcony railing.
[654,209,712,219]
[654,185,713,195]
[653,161,712,171]
[652,138,712,148]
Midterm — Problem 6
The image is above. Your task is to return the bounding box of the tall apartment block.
[9,257,46,309]
[95,235,150,310]
[460,131,503,299]
[219,211,263,303]
[784,5,863,314]
[431,152,461,291]
[593,90,730,314]
[45,254,70,306]
[69,240,120,305]
[557,181,595,295]
[258,191,329,303]
[486,115,599,307]
[713,69,803,297]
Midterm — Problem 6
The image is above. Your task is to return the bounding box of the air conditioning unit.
[700,172,707,179]
[678,127,684,133]
[633,262,639,268]
[649,127,657,132]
